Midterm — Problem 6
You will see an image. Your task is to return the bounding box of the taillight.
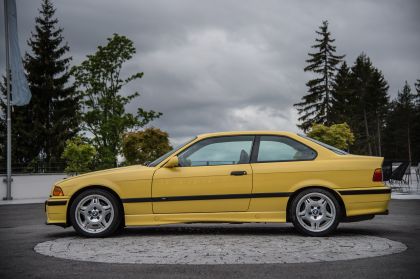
[373,168,383,182]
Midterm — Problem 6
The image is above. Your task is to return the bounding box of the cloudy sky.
[1,0,419,144]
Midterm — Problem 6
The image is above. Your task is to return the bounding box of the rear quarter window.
[257,136,317,162]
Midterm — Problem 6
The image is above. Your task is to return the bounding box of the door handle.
[230,171,247,176]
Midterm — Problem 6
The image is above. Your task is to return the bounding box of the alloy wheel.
[74,194,115,234]
[295,192,336,233]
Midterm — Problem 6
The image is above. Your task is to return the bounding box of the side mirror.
[164,156,179,168]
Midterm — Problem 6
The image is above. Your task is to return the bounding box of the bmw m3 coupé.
[45,131,390,237]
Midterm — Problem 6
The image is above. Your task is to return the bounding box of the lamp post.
[3,0,13,200]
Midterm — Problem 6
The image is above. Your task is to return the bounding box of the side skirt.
[124,211,286,227]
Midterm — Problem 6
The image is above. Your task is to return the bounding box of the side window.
[178,136,254,167]
[257,136,316,162]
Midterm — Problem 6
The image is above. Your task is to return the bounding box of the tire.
[290,188,341,237]
[70,189,122,237]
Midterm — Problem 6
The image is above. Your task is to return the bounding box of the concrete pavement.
[0,200,419,278]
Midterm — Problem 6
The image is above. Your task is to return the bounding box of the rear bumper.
[338,187,391,217]
[341,209,388,222]
[45,198,70,227]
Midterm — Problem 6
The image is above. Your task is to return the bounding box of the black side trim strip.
[122,192,291,203]
[338,189,391,195]
[47,200,67,206]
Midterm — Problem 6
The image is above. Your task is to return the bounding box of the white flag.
[6,0,31,106]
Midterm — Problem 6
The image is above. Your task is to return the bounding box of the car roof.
[196,130,298,139]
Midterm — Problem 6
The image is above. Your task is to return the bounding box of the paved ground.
[34,234,406,264]
[1,200,420,278]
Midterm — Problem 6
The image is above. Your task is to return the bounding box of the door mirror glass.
[164,156,179,168]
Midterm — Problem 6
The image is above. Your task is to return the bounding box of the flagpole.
[4,0,13,200]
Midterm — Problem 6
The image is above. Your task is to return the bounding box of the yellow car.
[45,131,390,237]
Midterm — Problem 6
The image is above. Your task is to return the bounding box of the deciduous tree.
[72,34,162,169]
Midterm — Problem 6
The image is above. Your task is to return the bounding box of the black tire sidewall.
[70,189,122,238]
[290,188,341,237]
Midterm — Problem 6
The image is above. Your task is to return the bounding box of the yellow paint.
[45,131,390,227]
[152,164,253,213]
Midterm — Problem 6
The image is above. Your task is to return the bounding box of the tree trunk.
[363,108,372,155]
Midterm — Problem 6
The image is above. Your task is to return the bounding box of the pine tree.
[0,0,79,172]
[367,68,389,156]
[0,78,40,172]
[24,0,79,167]
[384,82,416,162]
[295,20,345,131]
[412,79,420,163]
[415,79,420,105]
[348,54,389,156]
[331,62,352,123]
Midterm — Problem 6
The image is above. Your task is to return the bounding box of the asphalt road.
[0,200,419,279]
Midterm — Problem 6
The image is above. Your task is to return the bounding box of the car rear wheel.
[291,188,341,236]
[70,189,122,237]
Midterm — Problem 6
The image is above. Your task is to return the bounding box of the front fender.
[65,178,123,198]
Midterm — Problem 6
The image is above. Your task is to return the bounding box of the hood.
[56,165,149,185]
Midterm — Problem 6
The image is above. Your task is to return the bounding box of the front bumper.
[45,197,70,227]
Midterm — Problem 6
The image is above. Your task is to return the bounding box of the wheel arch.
[66,185,125,227]
[286,186,346,222]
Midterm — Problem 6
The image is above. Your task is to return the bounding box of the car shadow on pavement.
[45,223,385,239]
[46,223,385,241]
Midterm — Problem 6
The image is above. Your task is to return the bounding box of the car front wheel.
[291,188,341,236]
[70,189,122,237]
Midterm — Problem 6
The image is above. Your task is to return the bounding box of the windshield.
[147,137,196,167]
[298,134,348,155]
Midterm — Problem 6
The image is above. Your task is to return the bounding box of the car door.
[152,135,254,214]
[249,135,317,212]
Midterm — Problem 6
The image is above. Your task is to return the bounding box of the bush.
[307,123,355,151]
[122,128,172,165]
[61,136,97,175]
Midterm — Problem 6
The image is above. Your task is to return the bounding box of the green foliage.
[0,0,79,172]
[297,21,392,157]
[0,77,39,171]
[72,34,162,169]
[333,54,389,156]
[383,81,418,162]
[122,128,172,165]
[295,21,345,132]
[414,79,420,163]
[331,62,352,123]
[61,136,96,175]
[415,79,420,106]
[26,0,80,162]
[307,123,355,151]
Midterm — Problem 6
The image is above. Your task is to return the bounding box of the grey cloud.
[1,0,419,143]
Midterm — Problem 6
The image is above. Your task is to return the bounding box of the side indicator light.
[53,186,64,196]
